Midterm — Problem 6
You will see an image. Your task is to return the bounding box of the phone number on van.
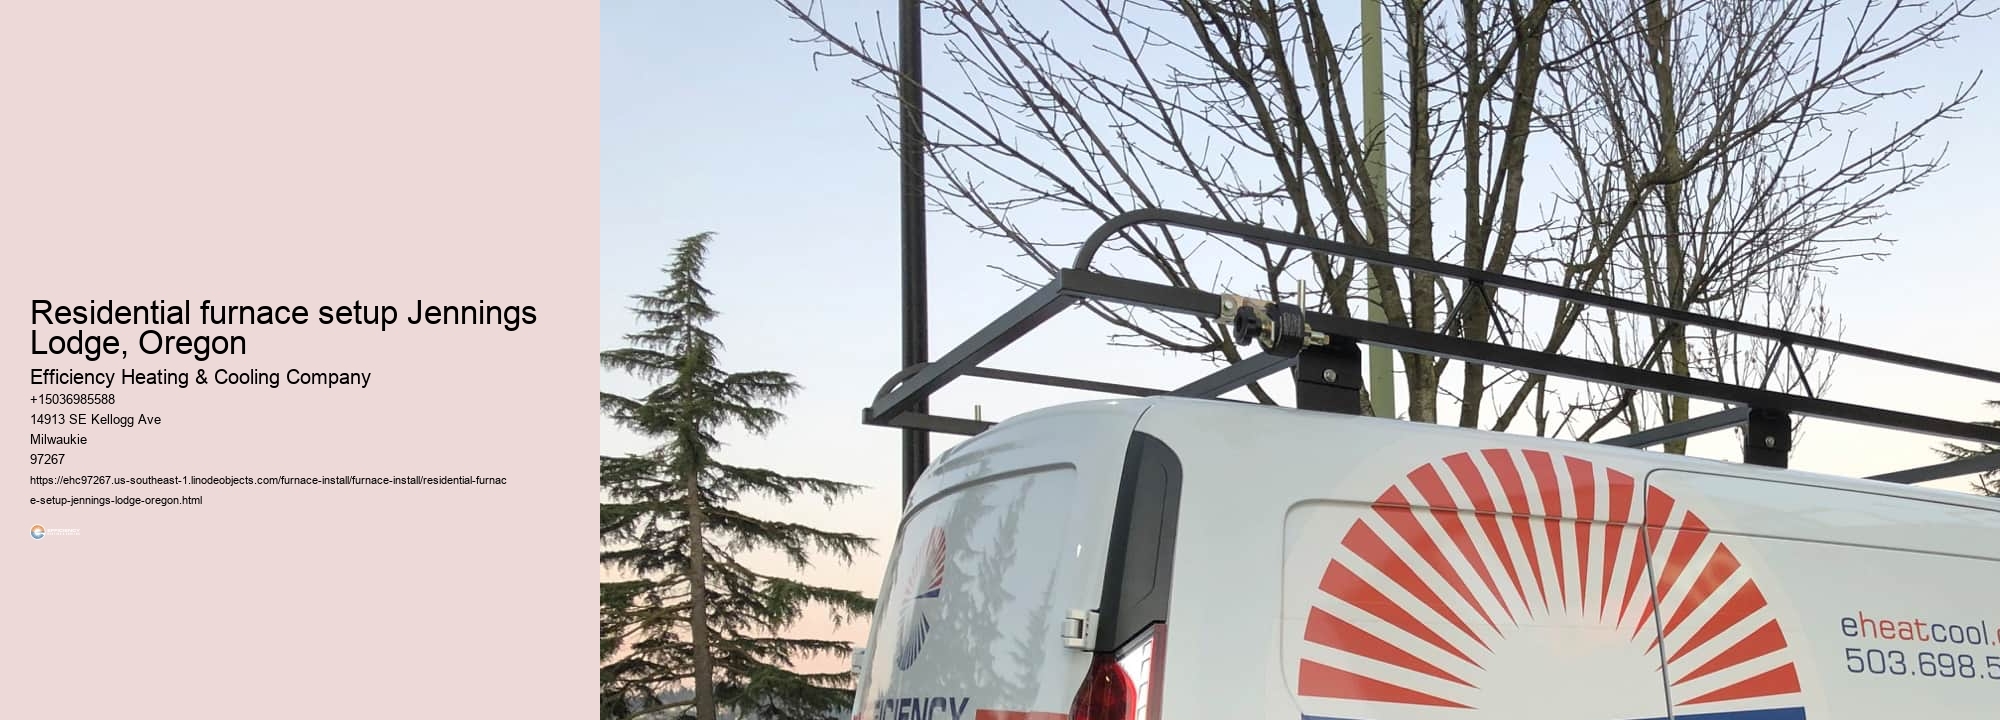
[1842,648,2000,680]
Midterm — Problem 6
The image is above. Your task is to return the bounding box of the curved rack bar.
[861,208,2000,484]
[1071,208,2000,385]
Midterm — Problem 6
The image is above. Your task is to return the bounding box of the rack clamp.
[1221,294,1364,415]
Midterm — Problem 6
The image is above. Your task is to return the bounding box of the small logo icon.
[31,525,46,539]
[895,528,948,670]
[916,528,946,599]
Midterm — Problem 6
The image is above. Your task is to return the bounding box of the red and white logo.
[1294,449,1806,720]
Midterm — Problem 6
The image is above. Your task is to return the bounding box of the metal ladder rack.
[865,209,2000,486]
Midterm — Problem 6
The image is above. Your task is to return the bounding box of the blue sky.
[601,0,2000,630]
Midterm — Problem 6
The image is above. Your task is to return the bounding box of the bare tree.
[778,0,1988,441]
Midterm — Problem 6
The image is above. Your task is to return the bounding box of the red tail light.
[1072,624,1166,720]
[1069,652,1135,720]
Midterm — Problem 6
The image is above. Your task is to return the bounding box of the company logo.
[1296,449,1806,720]
[30,524,79,539]
[894,527,948,671]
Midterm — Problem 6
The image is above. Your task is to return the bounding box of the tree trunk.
[683,465,718,720]
[1403,0,1438,423]
[1643,0,1691,454]
[1476,0,1556,434]
[1456,0,1486,428]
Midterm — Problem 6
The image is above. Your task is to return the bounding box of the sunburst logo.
[894,527,947,670]
[1296,449,1806,720]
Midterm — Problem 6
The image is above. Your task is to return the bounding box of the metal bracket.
[1222,294,1328,356]
[1743,408,1793,468]
[1297,338,1365,415]
[1219,295,1362,414]
[1061,608,1099,651]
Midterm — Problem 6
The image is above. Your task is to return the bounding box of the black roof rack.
[866,209,2000,486]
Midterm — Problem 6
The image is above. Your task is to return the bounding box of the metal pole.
[898,0,930,502]
[1361,0,1394,419]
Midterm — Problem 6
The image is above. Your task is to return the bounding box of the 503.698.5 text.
[1845,648,2000,680]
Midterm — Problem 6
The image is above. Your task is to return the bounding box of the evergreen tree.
[1935,400,1999,497]
[600,231,874,720]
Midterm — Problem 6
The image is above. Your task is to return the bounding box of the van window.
[853,466,1087,718]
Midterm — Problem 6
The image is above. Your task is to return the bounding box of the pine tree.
[1935,400,1999,497]
[600,231,874,720]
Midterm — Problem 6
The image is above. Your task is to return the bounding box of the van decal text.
[869,696,969,720]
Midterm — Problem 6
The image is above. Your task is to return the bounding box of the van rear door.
[851,401,1161,720]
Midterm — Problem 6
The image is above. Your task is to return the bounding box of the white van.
[849,396,2000,720]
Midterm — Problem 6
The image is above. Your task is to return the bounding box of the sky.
[601,0,2000,666]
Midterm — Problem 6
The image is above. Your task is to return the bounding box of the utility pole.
[898,0,928,502]
[1361,0,1394,419]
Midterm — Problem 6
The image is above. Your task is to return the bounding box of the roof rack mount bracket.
[1743,408,1793,469]
[1223,294,1362,414]
[1296,337,1364,416]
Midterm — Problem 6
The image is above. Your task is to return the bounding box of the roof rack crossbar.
[1598,407,1752,448]
[1305,304,2000,446]
[866,210,2000,484]
[869,409,994,436]
[866,268,2000,448]
[1172,352,1296,398]
[963,366,1167,397]
[1074,209,2000,386]
[1868,453,2000,485]
[869,281,1076,421]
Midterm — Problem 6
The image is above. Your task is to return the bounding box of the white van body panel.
[853,397,2000,720]
[1647,469,2000,719]
[853,400,1151,720]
